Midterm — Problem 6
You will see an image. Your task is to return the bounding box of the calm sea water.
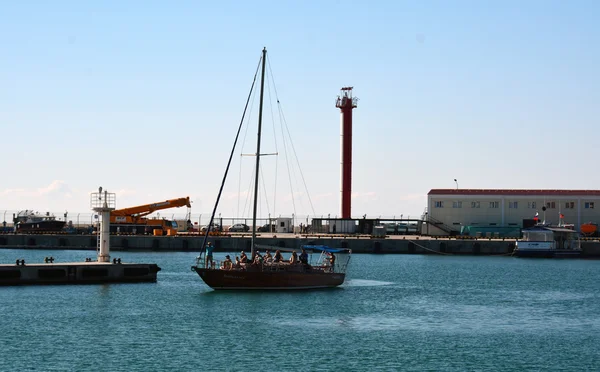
[1,249,599,371]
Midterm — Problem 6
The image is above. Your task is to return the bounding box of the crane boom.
[111,197,191,218]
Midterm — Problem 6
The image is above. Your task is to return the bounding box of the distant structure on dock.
[91,187,116,262]
[426,189,600,237]
[336,87,358,219]
[0,187,160,286]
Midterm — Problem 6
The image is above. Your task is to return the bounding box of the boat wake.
[344,279,394,287]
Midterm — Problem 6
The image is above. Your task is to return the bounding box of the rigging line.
[259,162,271,216]
[267,57,298,216]
[265,55,279,217]
[241,161,256,218]
[236,154,243,218]
[237,76,259,218]
[269,55,314,216]
[199,55,262,255]
[268,55,315,216]
[278,101,297,217]
[277,102,316,216]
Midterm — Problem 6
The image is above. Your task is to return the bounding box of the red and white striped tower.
[335,87,358,219]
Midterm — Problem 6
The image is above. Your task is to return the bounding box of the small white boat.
[515,225,581,258]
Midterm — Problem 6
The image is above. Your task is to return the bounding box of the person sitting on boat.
[289,251,298,265]
[240,251,248,263]
[221,255,233,270]
[233,256,241,269]
[205,242,215,269]
[299,248,309,265]
[273,250,284,263]
[264,250,273,263]
[253,251,264,265]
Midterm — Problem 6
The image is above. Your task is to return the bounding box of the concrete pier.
[1,233,600,257]
[0,261,161,286]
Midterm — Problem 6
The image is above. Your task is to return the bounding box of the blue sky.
[1,0,599,222]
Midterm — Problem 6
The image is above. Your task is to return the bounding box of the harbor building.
[425,189,600,236]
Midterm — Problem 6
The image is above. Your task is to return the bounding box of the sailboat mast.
[251,47,267,256]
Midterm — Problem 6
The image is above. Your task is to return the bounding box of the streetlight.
[454,179,459,189]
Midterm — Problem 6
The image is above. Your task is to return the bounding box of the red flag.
[560,213,565,219]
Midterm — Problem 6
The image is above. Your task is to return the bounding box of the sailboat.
[191,48,351,290]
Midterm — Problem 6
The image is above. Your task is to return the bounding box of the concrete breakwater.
[2,234,600,257]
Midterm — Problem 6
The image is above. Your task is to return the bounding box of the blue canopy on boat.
[301,245,351,253]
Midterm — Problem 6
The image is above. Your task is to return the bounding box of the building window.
[489,201,499,209]
[509,201,518,209]
[546,201,556,209]
[489,223,497,226]
[452,222,461,225]
[565,202,575,209]
[528,202,537,209]
[471,201,480,208]
[585,202,595,209]
[453,201,462,208]
[434,201,444,208]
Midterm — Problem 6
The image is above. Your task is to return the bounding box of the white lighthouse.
[91,187,116,263]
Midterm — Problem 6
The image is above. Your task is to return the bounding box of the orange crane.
[110,197,191,235]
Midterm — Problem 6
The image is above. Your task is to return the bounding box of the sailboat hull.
[192,267,345,290]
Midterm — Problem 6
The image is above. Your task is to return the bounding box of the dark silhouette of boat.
[194,245,350,290]
[13,210,66,233]
[191,48,351,290]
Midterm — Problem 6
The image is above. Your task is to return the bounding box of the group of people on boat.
[203,243,336,272]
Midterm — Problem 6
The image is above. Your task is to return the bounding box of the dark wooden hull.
[192,267,345,290]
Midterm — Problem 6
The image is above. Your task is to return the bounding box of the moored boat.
[13,210,66,233]
[515,225,581,258]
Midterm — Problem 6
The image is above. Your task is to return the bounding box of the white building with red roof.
[426,189,600,235]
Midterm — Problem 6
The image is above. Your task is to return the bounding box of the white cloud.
[1,180,72,198]
[0,180,87,217]
[37,180,70,195]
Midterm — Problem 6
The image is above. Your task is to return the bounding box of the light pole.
[77,213,80,227]
[454,179,459,189]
